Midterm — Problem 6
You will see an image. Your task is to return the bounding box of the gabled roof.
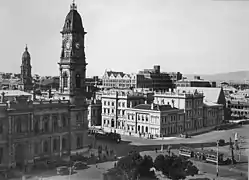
[177,87,222,103]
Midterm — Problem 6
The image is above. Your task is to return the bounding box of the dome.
[22,45,30,62]
[61,2,86,35]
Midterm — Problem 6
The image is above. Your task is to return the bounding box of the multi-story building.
[101,65,174,91]
[0,2,89,172]
[177,87,225,127]
[87,98,102,127]
[136,65,173,91]
[101,90,146,132]
[102,70,137,89]
[125,103,185,138]
[154,89,204,132]
[176,76,216,88]
[167,72,183,83]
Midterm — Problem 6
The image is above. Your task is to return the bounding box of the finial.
[25,44,28,51]
[70,0,77,10]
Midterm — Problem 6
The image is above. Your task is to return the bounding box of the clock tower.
[59,1,87,105]
[59,1,89,152]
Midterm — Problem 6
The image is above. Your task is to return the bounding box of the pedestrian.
[155,148,158,153]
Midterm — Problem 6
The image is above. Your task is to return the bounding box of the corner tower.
[59,1,87,105]
[20,45,32,91]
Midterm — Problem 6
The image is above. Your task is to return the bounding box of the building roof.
[203,100,222,107]
[22,45,31,63]
[61,2,85,36]
[177,87,222,103]
[0,90,32,97]
[133,104,178,111]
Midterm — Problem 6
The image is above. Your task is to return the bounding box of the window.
[75,73,81,88]
[44,121,49,132]
[0,148,3,164]
[53,116,58,131]
[112,102,115,106]
[62,115,67,127]
[62,72,68,88]
[34,143,39,154]
[0,123,3,134]
[77,136,81,148]
[43,141,48,153]
[34,121,39,134]
[53,139,57,152]
[62,138,66,149]
[17,120,21,133]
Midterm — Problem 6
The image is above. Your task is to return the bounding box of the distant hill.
[185,71,249,83]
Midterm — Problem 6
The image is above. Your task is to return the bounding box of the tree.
[116,152,155,180]
[154,154,199,180]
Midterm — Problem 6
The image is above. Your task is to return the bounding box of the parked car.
[72,161,87,170]
[57,166,71,175]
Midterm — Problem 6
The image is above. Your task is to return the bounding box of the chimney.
[151,103,154,110]
[1,92,5,103]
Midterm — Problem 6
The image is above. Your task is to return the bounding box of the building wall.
[87,100,102,127]
[0,99,89,169]
[203,105,224,127]
[125,107,185,138]
[101,91,145,131]
[154,91,204,131]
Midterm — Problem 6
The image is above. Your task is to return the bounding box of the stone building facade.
[154,90,204,132]
[0,2,89,171]
[101,90,145,132]
[125,104,185,138]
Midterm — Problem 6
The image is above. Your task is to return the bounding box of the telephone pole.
[216,140,219,177]
[229,137,235,164]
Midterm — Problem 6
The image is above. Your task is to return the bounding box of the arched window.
[53,116,58,131]
[17,120,21,133]
[62,115,67,127]
[44,117,49,132]
[62,138,66,149]
[77,136,81,148]
[62,72,68,88]
[75,73,81,88]
[53,139,57,152]
[34,121,39,134]
[43,141,48,153]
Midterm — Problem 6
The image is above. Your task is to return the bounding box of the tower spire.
[25,44,28,51]
[70,0,77,10]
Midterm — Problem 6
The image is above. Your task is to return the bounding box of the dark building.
[20,45,33,91]
[176,76,216,88]
[136,65,173,91]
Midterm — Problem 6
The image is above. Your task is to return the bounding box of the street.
[14,125,249,180]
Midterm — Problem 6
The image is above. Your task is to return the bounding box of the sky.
[0,0,249,77]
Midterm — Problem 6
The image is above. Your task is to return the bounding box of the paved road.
[15,125,249,180]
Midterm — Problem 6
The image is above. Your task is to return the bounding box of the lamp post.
[216,140,219,177]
